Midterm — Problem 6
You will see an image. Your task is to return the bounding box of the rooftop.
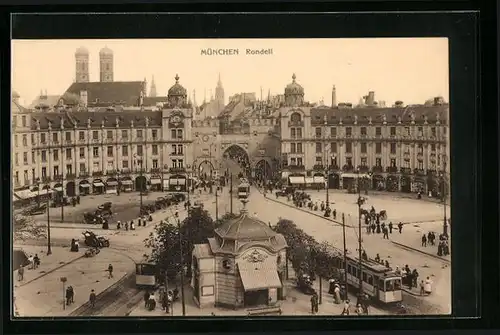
[63,81,144,107]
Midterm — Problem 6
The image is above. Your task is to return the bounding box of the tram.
[135,262,157,288]
[323,244,402,304]
[237,181,251,199]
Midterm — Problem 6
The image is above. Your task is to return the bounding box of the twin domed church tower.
[75,46,114,83]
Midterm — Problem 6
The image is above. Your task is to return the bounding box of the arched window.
[290,112,302,122]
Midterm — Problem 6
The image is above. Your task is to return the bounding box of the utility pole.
[175,210,186,316]
[356,171,363,302]
[60,138,64,223]
[442,160,448,237]
[47,186,52,255]
[229,173,233,214]
[342,213,348,290]
[215,186,219,221]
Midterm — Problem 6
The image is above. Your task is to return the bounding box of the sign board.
[60,277,67,282]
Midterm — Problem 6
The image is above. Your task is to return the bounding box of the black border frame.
[1,3,495,333]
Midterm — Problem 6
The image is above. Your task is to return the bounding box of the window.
[171,159,178,168]
[22,116,27,127]
[79,163,86,173]
[375,143,382,154]
[177,129,183,139]
[53,133,58,142]
[315,156,322,164]
[418,126,423,137]
[390,158,396,167]
[24,170,29,182]
[137,130,143,138]
[290,143,296,154]
[79,131,85,140]
[32,151,35,164]
[367,275,374,286]
[345,127,352,137]
[107,130,113,139]
[14,135,18,147]
[330,127,337,137]
[346,142,352,153]
[152,129,158,139]
[152,159,158,168]
[93,147,99,158]
[66,164,73,175]
[346,157,352,167]
[418,144,423,154]
[32,168,35,181]
[40,133,46,143]
[315,127,322,138]
[290,157,296,165]
[360,127,367,136]
[390,143,396,154]
[66,148,72,160]
[53,150,59,161]
[375,127,381,136]
[390,127,396,136]
[122,145,128,156]
[290,112,301,122]
[31,134,35,144]
[79,148,85,158]
[297,143,303,153]
[418,160,424,169]
[41,167,46,178]
[431,144,436,152]
[177,145,183,155]
[152,145,158,155]
[330,142,337,153]
[23,152,28,165]
[361,142,367,153]
[375,158,382,166]
[315,143,322,153]
[290,128,296,138]
[431,127,436,137]
[404,127,410,136]
[93,162,99,172]
[107,146,113,157]
[92,130,98,140]
[361,157,367,166]
[403,159,410,168]
[171,129,176,139]
[137,145,143,156]
[121,130,128,139]
[41,150,47,162]
[65,132,71,142]
[22,135,27,147]
[297,157,303,166]
[122,160,129,169]
[296,128,302,138]
[53,166,59,176]
[362,272,367,282]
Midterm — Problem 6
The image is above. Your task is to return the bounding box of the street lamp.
[175,210,186,316]
[46,183,52,255]
[441,158,448,237]
[355,168,365,301]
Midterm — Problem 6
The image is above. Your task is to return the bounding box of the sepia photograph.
[11,38,451,318]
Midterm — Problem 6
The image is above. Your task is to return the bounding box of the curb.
[402,288,425,297]
[391,241,451,263]
[18,254,86,287]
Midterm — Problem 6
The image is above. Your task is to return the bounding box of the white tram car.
[237,181,251,199]
[135,262,157,288]
[344,256,402,303]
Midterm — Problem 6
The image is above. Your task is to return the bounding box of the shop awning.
[39,189,55,195]
[304,177,314,184]
[163,180,169,187]
[150,179,161,185]
[238,261,282,292]
[93,182,105,187]
[281,171,290,179]
[169,178,186,185]
[313,176,325,184]
[79,183,91,188]
[341,173,371,179]
[106,181,118,186]
[121,180,133,185]
[14,190,37,200]
[53,187,63,192]
[289,176,305,184]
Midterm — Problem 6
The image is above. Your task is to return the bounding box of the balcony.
[171,152,184,156]
[150,168,161,173]
[105,138,115,143]
[53,174,63,182]
[79,172,90,178]
[66,173,76,180]
[288,121,304,127]
[65,139,72,145]
[386,166,398,173]
[41,176,52,183]
[400,167,412,174]
[135,168,148,174]
[106,170,118,176]
[427,169,437,176]
[329,164,339,171]
[169,167,186,173]
[372,165,383,173]
[313,164,325,171]
[287,164,305,171]
[414,168,426,176]
[342,165,354,173]
[290,136,303,140]
[92,171,103,177]
[357,165,370,173]
[92,139,100,144]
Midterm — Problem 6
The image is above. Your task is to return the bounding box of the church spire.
[150,75,157,97]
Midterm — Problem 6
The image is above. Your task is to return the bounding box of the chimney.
[331,85,337,107]
[80,90,88,107]
[367,91,375,106]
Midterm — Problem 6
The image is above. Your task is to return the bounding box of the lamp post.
[355,168,364,301]
[46,183,52,255]
[186,164,191,210]
[175,210,186,316]
[441,159,448,237]
[116,169,121,196]
[342,213,348,292]
[138,157,144,217]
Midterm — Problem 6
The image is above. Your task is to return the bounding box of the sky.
[12,38,449,107]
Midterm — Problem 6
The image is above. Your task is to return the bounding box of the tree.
[144,220,181,282]
[13,214,47,242]
[215,212,237,227]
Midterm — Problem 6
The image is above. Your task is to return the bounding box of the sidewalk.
[14,248,135,317]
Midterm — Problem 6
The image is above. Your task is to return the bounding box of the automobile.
[296,273,316,295]
[82,231,110,248]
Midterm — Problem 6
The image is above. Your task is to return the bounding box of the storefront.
[106,178,118,194]
[150,176,162,191]
[372,175,385,191]
[120,177,133,192]
[411,177,426,193]
[386,175,399,192]
[400,175,412,193]
[288,175,305,189]
[79,180,91,195]
[93,179,105,194]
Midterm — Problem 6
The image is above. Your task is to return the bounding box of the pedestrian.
[398,222,403,233]
[382,227,389,239]
[333,209,337,220]
[385,260,390,268]
[138,218,142,227]
[17,266,24,281]
[388,222,393,234]
[130,221,135,230]
[412,269,419,288]
[125,222,129,231]
[117,221,121,230]
[107,264,114,279]
[419,280,425,296]
[376,223,381,234]
[362,250,368,260]
[89,289,96,308]
[144,291,151,308]
[371,223,376,233]
[355,303,363,315]
[424,277,432,295]
[69,286,74,304]
[28,255,34,269]
[334,284,341,304]
[363,294,370,315]
[374,253,381,263]
[66,286,72,306]
[341,299,350,315]
[421,234,427,247]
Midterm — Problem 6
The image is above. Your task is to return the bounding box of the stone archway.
[66,181,76,197]
[221,144,251,178]
[135,176,147,192]
[254,159,272,181]
[198,160,215,180]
